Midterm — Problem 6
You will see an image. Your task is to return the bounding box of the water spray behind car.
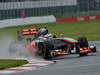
[0,34,39,60]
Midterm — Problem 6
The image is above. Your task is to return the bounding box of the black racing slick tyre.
[17,31,23,41]
[91,46,97,52]
[77,36,89,56]
[77,36,88,47]
[42,41,53,60]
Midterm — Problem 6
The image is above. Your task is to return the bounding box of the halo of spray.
[0,35,44,60]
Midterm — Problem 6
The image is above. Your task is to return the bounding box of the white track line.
[0,71,15,74]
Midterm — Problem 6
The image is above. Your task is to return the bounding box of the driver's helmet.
[38,25,48,35]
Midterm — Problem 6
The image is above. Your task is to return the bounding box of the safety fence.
[0,0,77,20]
[1,0,100,20]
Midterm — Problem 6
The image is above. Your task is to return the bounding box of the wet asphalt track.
[10,41,100,75]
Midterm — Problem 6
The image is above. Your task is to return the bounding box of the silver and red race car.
[17,27,97,60]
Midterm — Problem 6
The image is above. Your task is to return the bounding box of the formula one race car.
[17,27,97,60]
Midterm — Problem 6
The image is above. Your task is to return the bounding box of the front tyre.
[91,46,97,52]
[42,41,53,60]
[77,36,88,56]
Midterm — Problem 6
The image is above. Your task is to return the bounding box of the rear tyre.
[77,36,88,56]
[17,31,23,41]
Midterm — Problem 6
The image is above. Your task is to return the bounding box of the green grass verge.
[0,20,100,40]
[0,59,28,70]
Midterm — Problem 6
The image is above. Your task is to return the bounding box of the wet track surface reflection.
[10,41,100,75]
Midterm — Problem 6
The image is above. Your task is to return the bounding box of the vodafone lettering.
[56,15,100,22]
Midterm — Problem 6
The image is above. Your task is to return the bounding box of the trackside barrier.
[56,15,100,22]
[0,15,56,28]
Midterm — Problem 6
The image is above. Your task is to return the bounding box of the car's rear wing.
[17,28,38,40]
[21,28,38,35]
